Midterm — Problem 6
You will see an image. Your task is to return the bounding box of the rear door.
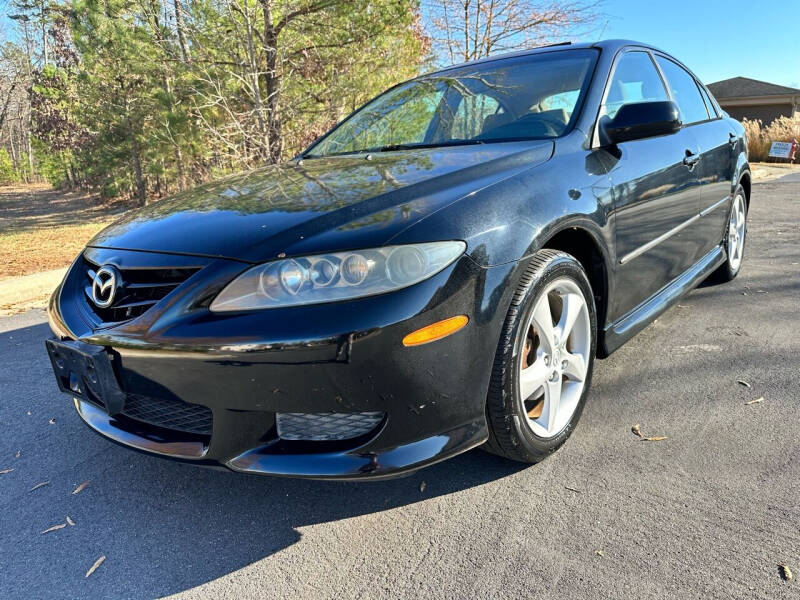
[653,55,735,263]
[602,50,702,320]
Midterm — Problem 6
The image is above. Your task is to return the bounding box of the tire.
[711,184,747,283]
[484,249,597,463]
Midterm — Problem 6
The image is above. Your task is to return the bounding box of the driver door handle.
[683,150,700,168]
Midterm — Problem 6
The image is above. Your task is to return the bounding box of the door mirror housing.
[600,100,682,145]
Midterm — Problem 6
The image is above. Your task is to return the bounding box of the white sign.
[768,141,795,159]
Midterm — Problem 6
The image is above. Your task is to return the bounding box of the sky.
[598,0,800,87]
[1,0,799,89]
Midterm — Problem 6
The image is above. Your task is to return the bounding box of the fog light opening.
[402,315,469,347]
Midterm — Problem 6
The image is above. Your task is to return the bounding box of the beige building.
[707,77,800,124]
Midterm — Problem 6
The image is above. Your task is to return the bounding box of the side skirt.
[600,245,726,356]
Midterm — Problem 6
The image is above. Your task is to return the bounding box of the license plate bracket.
[45,338,126,415]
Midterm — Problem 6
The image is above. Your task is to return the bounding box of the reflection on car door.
[601,50,702,321]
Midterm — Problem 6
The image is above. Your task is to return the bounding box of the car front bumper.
[48,248,516,479]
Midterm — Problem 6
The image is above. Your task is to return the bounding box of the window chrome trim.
[619,196,730,265]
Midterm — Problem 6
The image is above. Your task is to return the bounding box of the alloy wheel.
[517,277,591,439]
[728,194,746,272]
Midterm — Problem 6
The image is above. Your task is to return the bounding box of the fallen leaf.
[0,468,13,475]
[72,480,90,495]
[595,550,604,557]
[631,423,642,438]
[48,418,55,425]
[85,556,105,578]
[30,481,50,492]
[564,486,582,494]
[745,397,764,405]
[778,564,793,581]
[66,516,75,526]
[643,436,668,442]
[15,450,20,458]
[737,380,751,388]
[41,522,67,534]
[419,481,426,492]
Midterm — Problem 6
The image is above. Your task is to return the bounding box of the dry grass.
[0,222,110,280]
[742,117,800,162]
[0,183,133,280]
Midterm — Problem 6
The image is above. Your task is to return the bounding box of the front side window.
[307,50,599,157]
[654,56,710,124]
[602,51,669,120]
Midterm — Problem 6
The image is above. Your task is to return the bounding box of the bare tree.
[425,0,599,65]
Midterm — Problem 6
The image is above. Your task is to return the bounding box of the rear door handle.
[683,151,700,168]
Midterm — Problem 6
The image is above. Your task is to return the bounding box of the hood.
[89,141,553,263]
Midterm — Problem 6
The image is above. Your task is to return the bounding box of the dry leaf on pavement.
[745,397,764,405]
[0,468,13,475]
[72,481,90,495]
[631,424,642,438]
[66,516,75,526]
[85,556,106,578]
[15,450,20,458]
[736,380,751,388]
[30,481,50,492]
[41,522,67,534]
[643,436,668,442]
[778,564,793,581]
[48,418,55,424]
[595,550,604,557]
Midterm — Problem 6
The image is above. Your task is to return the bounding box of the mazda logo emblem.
[91,265,121,308]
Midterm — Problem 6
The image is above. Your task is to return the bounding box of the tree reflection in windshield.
[307,49,598,157]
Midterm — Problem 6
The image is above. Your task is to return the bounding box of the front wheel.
[484,250,597,463]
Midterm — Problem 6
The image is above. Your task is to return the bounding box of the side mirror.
[600,100,682,145]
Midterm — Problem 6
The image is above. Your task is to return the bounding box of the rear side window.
[698,84,718,119]
[602,51,668,119]
[655,56,710,124]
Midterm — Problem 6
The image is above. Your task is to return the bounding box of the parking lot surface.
[1,179,798,599]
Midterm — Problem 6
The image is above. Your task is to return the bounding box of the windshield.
[306,49,598,158]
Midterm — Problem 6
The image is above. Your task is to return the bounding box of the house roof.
[707,77,800,99]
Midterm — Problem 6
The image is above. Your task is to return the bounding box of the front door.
[601,50,702,321]
[653,55,736,264]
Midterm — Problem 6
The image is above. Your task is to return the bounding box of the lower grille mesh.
[276,411,384,441]
[121,394,213,436]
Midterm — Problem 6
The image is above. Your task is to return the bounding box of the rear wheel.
[712,185,747,282]
[484,250,597,463]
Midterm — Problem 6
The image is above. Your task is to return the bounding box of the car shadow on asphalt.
[1,321,526,598]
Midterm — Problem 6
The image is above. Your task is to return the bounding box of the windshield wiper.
[374,140,485,153]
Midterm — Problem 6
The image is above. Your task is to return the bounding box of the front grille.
[121,394,213,435]
[276,411,385,441]
[83,255,199,324]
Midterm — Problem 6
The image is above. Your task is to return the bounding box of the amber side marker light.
[402,315,469,347]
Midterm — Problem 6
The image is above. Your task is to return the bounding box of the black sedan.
[46,39,750,479]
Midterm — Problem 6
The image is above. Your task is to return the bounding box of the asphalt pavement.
[1,179,798,599]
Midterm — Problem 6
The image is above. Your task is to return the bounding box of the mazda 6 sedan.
[46,39,750,479]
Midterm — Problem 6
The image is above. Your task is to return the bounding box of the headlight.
[209,241,466,311]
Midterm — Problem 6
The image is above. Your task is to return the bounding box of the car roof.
[428,39,667,75]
